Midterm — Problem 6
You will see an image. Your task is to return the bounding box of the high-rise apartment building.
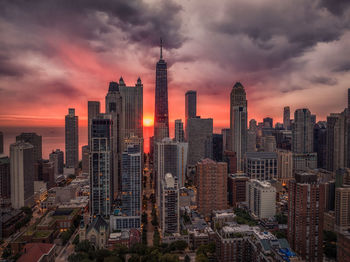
[288,172,325,261]
[263,117,273,128]
[49,149,64,177]
[187,117,213,166]
[154,39,169,142]
[42,160,55,189]
[82,145,89,174]
[245,152,277,181]
[292,108,313,154]
[196,159,227,217]
[247,129,257,152]
[230,82,248,171]
[65,108,79,169]
[174,119,184,142]
[261,135,276,152]
[185,90,197,139]
[10,141,34,209]
[88,101,100,148]
[160,173,179,235]
[276,149,293,184]
[293,152,318,171]
[335,185,350,232]
[283,106,291,130]
[90,114,113,217]
[16,132,42,161]
[212,133,223,161]
[223,150,237,174]
[327,110,348,172]
[112,144,142,230]
[247,179,276,219]
[221,128,231,152]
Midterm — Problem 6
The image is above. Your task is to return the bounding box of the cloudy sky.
[0,0,350,132]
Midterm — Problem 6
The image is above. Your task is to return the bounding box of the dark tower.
[154,38,169,141]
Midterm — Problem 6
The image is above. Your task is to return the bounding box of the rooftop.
[17,243,55,262]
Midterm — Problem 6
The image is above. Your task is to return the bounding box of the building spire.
[160,37,163,60]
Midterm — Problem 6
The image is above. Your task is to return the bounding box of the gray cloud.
[309,76,338,86]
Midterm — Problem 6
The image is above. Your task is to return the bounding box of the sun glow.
[143,117,154,127]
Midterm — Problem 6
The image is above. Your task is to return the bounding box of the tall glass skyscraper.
[65,108,79,169]
[90,114,113,217]
[154,39,169,141]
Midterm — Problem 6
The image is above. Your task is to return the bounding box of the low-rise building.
[80,215,109,249]
[17,243,56,262]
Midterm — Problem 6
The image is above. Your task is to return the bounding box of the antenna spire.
[160,38,163,60]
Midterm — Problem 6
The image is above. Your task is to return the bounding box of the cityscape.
[1,1,350,262]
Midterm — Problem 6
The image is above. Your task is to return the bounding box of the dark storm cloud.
[208,0,349,71]
[309,76,338,86]
[45,81,83,98]
[0,0,185,50]
[0,54,30,77]
[320,0,350,15]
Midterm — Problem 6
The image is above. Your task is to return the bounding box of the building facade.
[49,149,64,178]
[245,152,277,181]
[292,108,313,154]
[88,101,101,148]
[283,106,291,130]
[16,132,42,162]
[65,108,79,169]
[185,90,197,140]
[174,119,185,142]
[277,149,293,184]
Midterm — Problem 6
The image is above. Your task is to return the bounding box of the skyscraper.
[187,117,213,166]
[90,114,113,217]
[292,108,313,153]
[314,121,327,169]
[221,128,231,152]
[212,133,223,161]
[335,185,350,232]
[327,110,348,172]
[10,141,34,209]
[65,108,79,169]
[174,119,184,142]
[185,90,197,139]
[288,172,325,261]
[16,132,42,161]
[283,106,291,130]
[263,117,273,128]
[118,77,143,140]
[105,81,123,198]
[196,159,227,217]
[230,82,248,171]
[160,173,179,235]
[82,145,89,174]
[276,149,293,184]
[112,144,142,230]
[88,101,100,148]
[154,39,169,142]
[49,149,64,177]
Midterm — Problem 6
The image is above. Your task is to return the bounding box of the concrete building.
[154,40,169,142]
[16,132,42,161]
[335,186,350,232]
[196,159,227,217]
[337,230,350,262]
[42,160,55,189]
[49,149,63,178]
[174,119,184,142]
[247,130,256,152]
[65,108,79,169]
[288,172,325,261]
[292,108,313,154]
[263,117,273,128]
[10,141,34,209]
[160,173,179,235]
[245,152,277,181]
[293,152,317,171]
[88,101,100,148]
[277,149,293,184]
[185,90,197,140]
[90,114,113,217]
[283,106,291,130]
[80,215,109,249]
[247,179,276,219]
[227,173,249,207]
[230,82,248,171]
[327,110,348,172]
[187,117,213,166]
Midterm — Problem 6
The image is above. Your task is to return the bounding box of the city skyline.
[0,1,349,130]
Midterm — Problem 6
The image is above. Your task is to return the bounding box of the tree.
[2,247,11,259]
[196,253,209,262]
[153,230,160,247]
[184,255,191,262]
[94,249,112,262]
[75,240,94,253]
[160,253,179,262]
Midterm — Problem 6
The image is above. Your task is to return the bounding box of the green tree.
[184,255,191,262]
[196,253,209,262]
[160,253,179,262]
[75,240,94,253]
